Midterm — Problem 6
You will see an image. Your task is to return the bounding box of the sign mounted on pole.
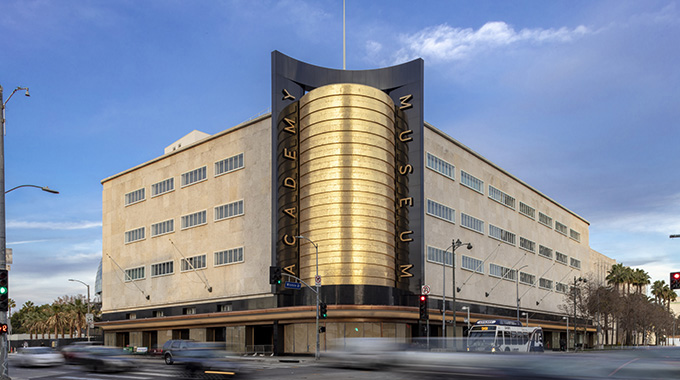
[421,285,431,295]
[284,281,302,290]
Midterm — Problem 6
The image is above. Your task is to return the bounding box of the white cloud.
[7,220,101,230]
[393,22,591,64]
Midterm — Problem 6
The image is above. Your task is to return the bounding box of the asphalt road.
[7,347,680,380]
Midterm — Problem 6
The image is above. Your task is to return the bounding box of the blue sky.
[1,0,678,307]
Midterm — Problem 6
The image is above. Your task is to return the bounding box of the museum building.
[98,51,615,354]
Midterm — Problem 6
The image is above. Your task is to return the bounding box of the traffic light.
[419,295,428,320]
[671,272,680,290]
[0,270,8,312]
[269,266,282,284]
[0,324,7,334]
[319,302,327,319]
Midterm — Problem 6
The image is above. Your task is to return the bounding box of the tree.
[632,268,650,294]
[651,280,666,304]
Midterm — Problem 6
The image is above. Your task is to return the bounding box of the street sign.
[421,285,431,295]
[284,281,301,289]
[315,275,321,286]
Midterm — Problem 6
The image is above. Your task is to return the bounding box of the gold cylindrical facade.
[298,84,396,286]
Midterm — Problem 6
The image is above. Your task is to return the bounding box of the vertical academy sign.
[271,51,425,301]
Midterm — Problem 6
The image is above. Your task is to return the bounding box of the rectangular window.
[153,310,164,318]
[538,245,554,260]
[539,212,553,228]
[151,178,174,197]
[519,237,536,253]
[124,188,145,206]
[427,246,453,267]
[181,254,207,271]
[460,170,484,194]
[181,210,207,229]
[556,282,569,293]
[461,255,484,274]
[539,278,553,290]
[219,304,232,312]
[183,307,196,315]
[215,153,244,177]
[151,219,174,237]
[461,213,484,234]
[555,221,568,236]
[556,251,568,265]
[570,229,581,242]
[214,200,244,222]
[519,202,536,220]
[570,258,581,269]
[125,266,145,281]
[426,199,455,224]
[181,166,207,187]
[488,185,516,209]
[489,224,516,245]
[151,261,174,277]
[214,247,244,266]
[489,263,516,281]
[124,227,145,244]
[520,271,536,285]
[426,152,455,180]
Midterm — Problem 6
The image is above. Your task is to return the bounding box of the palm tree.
[623,266,634,294]
[632,269,650,294]
[651,280,666,304]
[46,303,68,338]
[606,263,627,292]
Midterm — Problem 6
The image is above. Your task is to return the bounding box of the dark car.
[173,345,248,379]
[60,342,103,364]
[71,346,136,372]
[162,339,196,365]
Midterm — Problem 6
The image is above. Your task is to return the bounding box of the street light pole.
[573,276,586,349]
[516,265,528,321]
[296,236,319,360]
[450,239,472,347]
[69,279,91,342]
[563,316,569,352]
[0,84,30,380]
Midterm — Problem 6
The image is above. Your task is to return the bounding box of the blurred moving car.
[60,342,102,364]
[70,346,136,372]
[322,338,403,370]
[173,345,249,379]
[14,347,65,367]
[162,339,196,365]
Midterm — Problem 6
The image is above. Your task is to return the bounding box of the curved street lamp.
[1,84,31,379]
[68,279,91,342]
[6,184,59,194]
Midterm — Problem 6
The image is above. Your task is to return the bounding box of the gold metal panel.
[297,191,394,210]
[298,83,397,287]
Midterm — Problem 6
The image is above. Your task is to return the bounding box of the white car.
[15,347,65,367]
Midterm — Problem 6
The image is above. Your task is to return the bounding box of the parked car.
[162,339,196,365]
[14,347,65,367]
[70,346,136,372]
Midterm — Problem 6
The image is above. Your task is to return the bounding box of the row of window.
[426,199,582,269]
[124,247,245,281]
[123,153,245,206]
[124,200,244,244]
[426,152,582,243]
[426,247,574,293]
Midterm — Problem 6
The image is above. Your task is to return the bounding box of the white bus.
[467,319,544,353]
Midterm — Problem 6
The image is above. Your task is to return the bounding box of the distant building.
[98,52,615,353]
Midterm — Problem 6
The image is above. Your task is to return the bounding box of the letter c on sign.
[283,235,296,246]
